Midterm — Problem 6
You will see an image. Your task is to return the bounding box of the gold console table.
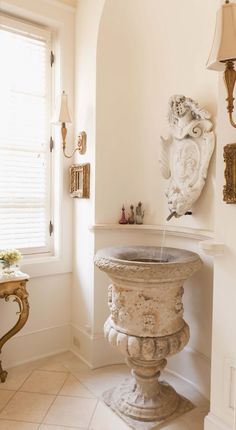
[0,274,29,382]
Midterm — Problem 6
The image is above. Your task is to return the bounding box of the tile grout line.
[30,368,69,374]
[0,391,15,414]
[0,356,206,429]
[0,357,98,427]
[56,371,72,396]
[70,370,97,398]
[37,423,87,429]
[0,416,41,425]
[34,370,70,426]
[0,365,68,426]
[87,398,99,430]
[0,415,87,429]
[0,368,34,415]
[38,393,57,426]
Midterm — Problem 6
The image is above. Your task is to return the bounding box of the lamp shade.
[207,2,236,71]
[53,91,72,124]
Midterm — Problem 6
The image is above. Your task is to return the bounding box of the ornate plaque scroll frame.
[69,163,90,198]
[223,143,236,204]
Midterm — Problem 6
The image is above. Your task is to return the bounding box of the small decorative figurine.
[119,205,128,224]
[135,201,144,224]
[128,205,135,224]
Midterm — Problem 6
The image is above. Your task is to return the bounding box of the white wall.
[72,0,218,399]
[0,0,75,366]
[71,0,106,366]
[96,0,218,231]
[95,0,218,391]
[205,2,236,427]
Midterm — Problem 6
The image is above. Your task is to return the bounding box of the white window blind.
[0,15,52,254]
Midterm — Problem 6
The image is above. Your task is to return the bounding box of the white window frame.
[0,13,55,258]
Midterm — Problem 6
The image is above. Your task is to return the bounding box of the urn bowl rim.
[95,245,201,266]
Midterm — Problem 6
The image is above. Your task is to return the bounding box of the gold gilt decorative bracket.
[0,278,30,382]
[223,143,236,203]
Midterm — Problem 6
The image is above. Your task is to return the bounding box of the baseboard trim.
[204,413,231,430]
[43,0,76,12]
[1,324,71,369]
[71,324,210,397]
[167,346,211,399]
[12,323,71,339]
[3,320,211,400]
[70,346,93,369]
[71,324,124,368]
[6,348,69,370]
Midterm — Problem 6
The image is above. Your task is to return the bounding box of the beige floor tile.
[0,391,55,423]
[0,390,15,412]
[10,353,74,374]
[57,354,89,373]
[35,352,74,372]
[39,425,86,429]
[89,401,130,430]
[20,370,68,395]
[181,406,208,430]
[59,374,95,398]
[157,418,190,430]
[74,364,129,397]
[0,368,32,391]
[179,386,209,409]
[0,354,209,430]
[0,420,38,430]
[44,395,97,428]
[162,372,209,409]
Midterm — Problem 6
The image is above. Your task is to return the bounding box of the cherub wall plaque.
[159,95,215,220]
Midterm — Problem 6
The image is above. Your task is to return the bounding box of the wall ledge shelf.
[199,240,225,256]
[89,224,214,241]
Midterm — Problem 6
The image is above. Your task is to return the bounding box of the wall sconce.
[54,91,87,158]
[207,0,236,128]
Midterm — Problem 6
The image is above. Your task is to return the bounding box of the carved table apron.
[0,276,30,382]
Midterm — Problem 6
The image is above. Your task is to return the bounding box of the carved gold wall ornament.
[223,143,236,203]
[69,163,90,198]
[0,277,30,382]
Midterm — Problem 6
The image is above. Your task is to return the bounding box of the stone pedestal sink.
[94,246,202,427]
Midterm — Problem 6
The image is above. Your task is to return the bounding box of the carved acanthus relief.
[160,95,215,219]
[109,286,161,335]
[174,286,184,315]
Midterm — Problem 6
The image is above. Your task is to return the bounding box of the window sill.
[21,254,72,279]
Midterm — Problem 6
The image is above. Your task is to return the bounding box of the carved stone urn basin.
[94,246,202,426]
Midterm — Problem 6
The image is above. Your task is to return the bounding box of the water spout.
[166,211,177,221]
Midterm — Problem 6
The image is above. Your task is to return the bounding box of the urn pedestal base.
[103,321,194,427]
[115,357,179,422]
[104,383,194,430]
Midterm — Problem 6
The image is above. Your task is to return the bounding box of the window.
[0,15,53,255]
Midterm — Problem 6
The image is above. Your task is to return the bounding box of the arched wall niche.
[88,0,219,398]
[95,0,218,230]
